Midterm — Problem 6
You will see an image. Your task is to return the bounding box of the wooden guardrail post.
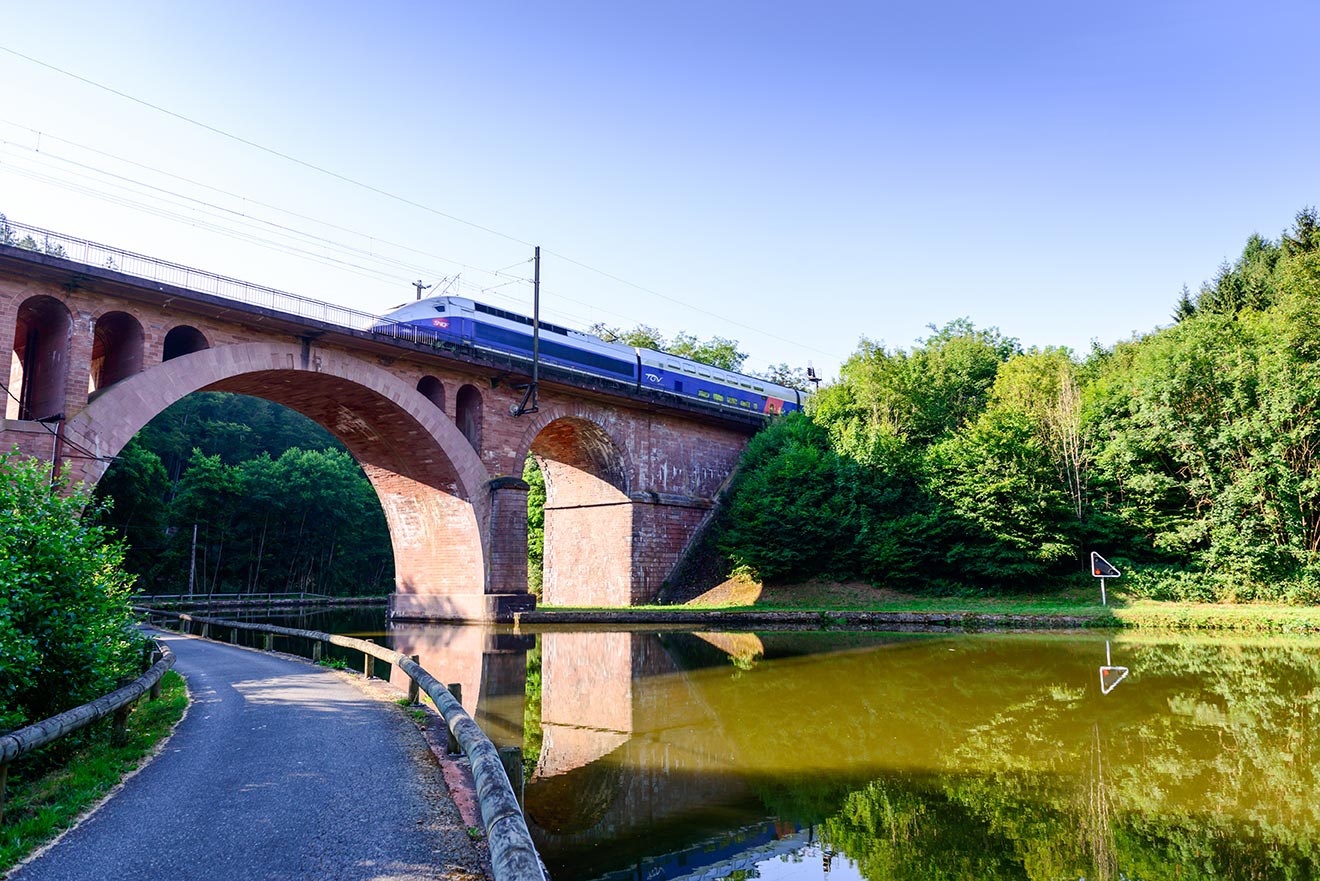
[230,626,238,644]
[446,683,462,754]
[407,656,420,704]
[312,639,322,662]
[363,640,375,679]
[111,703,131,747]
[264,633,274,652]
[0,761,9,824]
[148,648,163,700]
[498,746,524,808]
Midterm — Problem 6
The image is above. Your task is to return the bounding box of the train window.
[699,372,710,378]
[433,303,446,312]
[473,302,571,336]
[753,386,765,392]
[668,363,682,370]
[472,323,633,377]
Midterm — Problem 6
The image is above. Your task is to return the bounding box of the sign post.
[1090,551,1121,605]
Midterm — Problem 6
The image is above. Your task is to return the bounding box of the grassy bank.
[0,671,188,874]
[536,580,1320,633]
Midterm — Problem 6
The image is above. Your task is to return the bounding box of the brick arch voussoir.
[62,341,491,500]
[86,303,146,324]
[515,402,636,495]
[159,318,210,342]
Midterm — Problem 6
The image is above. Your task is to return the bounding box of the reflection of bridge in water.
[385,625,806,879]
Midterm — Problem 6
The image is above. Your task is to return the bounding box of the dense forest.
[95,393,393,596]
[716,208,1320,602]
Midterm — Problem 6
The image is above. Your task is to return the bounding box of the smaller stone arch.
[90,311,144,393]
[8,295,72,420]
[162,325,209,361]
[530,416,630,499]
[417,375,445,412]
[527,414,633,607]
[455,384,482,452]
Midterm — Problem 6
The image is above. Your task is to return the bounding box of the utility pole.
[511,246,541,416]
[413,279,433,300]
[188,523,198,597]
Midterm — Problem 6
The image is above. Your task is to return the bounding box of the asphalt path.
[10,631,484,881]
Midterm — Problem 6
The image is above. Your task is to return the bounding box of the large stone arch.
[516,406,636,606]
[62,341,511,611]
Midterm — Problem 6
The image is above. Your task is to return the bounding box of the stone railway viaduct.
[0,235,765,619]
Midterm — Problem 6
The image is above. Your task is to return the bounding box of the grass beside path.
[538,580,1320,632]
[0,671,188,874]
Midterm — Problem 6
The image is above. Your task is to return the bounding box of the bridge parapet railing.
[0,219,448,343]
[136,607,546,881]
[0,640,176,822]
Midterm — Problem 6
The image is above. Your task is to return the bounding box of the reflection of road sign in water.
[1100,666,1129,694]
[1099,640,1129,695]
[1090,552,1121,604]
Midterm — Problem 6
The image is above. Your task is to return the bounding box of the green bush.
[0,452,142,731]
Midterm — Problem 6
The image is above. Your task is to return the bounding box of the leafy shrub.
[717,414,845,582]
[0,452,142,731]
[718,413,938,586]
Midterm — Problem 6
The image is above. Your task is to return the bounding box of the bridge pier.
[542,492,714,608]
[388,476,536,622]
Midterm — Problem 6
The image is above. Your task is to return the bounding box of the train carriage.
[374,296,806,414]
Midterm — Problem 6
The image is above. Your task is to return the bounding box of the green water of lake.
[304,614,1320,881]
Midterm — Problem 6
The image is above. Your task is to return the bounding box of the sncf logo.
[432,319,449,328]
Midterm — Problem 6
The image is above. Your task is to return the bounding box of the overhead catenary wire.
[0,142,495,287]
[0,45,535,248]
[0,141,656,334]
[0,157,416,289]
[0,45,847,365]
[0,119,543,291]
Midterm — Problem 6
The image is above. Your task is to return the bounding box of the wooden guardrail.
[137,608,546,881]
[0,641,176,823]
[130,592,388,608]
[135,591,329,603]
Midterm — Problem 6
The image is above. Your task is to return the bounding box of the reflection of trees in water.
[512,631,1320,880]
[522,638,542,780]
[775,639,1320,881]
[1084,723,1116,881]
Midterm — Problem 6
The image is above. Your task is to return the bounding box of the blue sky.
[1,1,1317,378]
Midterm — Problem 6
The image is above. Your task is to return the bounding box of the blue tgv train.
[375,296,806,414]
